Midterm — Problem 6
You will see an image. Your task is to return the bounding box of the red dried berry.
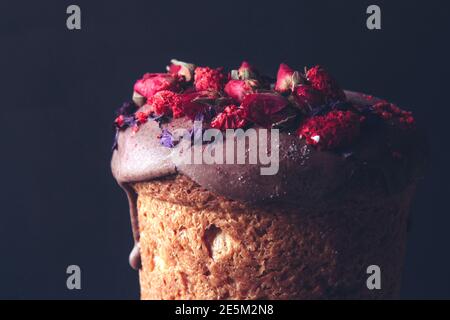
[210,105,247,130]
[297,110,361,149]
[275,63,302,93]
[194,66,225,92]
[306,65,346,102]
[292,85,325,111]
[133,73,179,99]
[224,79,259,103]
[147,90,182,117]
[241,93,288,128]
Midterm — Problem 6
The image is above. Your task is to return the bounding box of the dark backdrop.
[0,0,449,299]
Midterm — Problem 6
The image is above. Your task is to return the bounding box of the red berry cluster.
[194,67,226,92]
[297,110,362,150]
[113,59,416,151]
[305,66,346,102]
[147,90,183,117]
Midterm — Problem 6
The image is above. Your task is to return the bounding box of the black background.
[0,0,449,299]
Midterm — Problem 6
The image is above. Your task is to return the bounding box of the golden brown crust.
[133,175,414,300]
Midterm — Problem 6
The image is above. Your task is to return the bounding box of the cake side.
[134,174,415,299]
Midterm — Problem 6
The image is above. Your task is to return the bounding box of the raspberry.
[194,66,225,92]
[147,90,182,117]
[210,105,247,130]
[297,110,361,149]
[306,65,346,102]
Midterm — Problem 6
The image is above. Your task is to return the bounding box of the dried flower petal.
[160,128,176,148]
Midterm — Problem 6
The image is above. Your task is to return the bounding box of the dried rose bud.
[241,92,288,128]
[210,105,247,130]
[275,63,302,93]
[134,73,179,99]
[194,66,226,92]
[224,79,259,103]
[306,65,346,102]
[238,61,258,80]
[167,59,196,82]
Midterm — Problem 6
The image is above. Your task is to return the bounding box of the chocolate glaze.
[111,91,428,270]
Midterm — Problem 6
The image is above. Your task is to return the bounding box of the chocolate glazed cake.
[111,60,427,299]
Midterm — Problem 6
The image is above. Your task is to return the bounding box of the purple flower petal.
[160,129,175,148]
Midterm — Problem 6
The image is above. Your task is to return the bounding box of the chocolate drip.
[119,183,141,270]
